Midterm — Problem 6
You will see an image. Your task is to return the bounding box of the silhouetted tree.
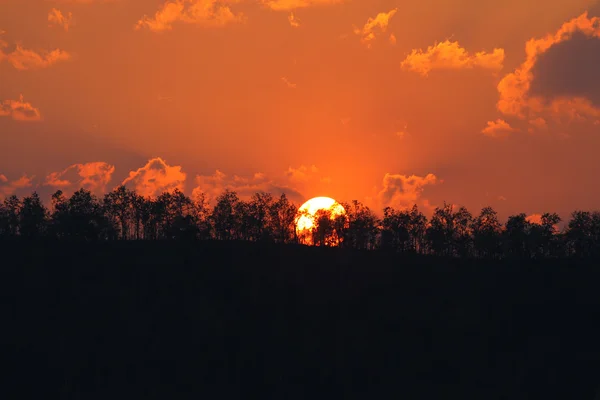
[211,190,240,240]
[453,206,473,258]
[426,204,473,257]
[103,186,136,240]
[408,205,428,254]
[380,205,428,254]
[340,200,379,250]
[471,207,502,259]
[150,189,198,240]
[234,200,253,241]
[566,211,600,258]
[19,192,47,239]
[0,200,6,238]
[0,195,21,238]
[427,203,456,257]
[192,191,211,240]
[381,207,413,253]
[50,189,111,241]
[312,208,338,247]
[248,192,275,242]
[537,213,562,258]
[7,186,600,259]
[269,194,297,244]
[167,189,202,240]
[137,196,157,240]
[503,213,532,259]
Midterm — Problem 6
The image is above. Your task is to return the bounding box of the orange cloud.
[497,12,600,120]
[288,12,300,27]
[0,42,71,70]
[192,165,326,205]
[526,213,561,233]
[528,117,548,132]
[0,174,34,200]
[285,164,318,183]
[48,8,73,31]
[50,0,119,3]
[481,119,516,137]
[526,213,543,224]
[353,8,397,48]
[0,95,41,121]
[122,157,186,198]
[376,173,440,210]
[45,162,115,195]
[281,76,297,89]
[191,170,301,204]
[401,40,504,77]
[136,0,244,32]
[395,122,409,139]
[260,0,344,11]
[192,170,305,205]
[389,33,397,46]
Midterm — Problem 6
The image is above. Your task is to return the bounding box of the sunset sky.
[1,0,600,221]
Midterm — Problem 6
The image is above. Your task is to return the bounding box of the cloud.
[48,8,73,31]
[48,0,119,3]
[0,95,41,121]
[45,162,115,195]
[497,12,600,120]
[157,94,174,102]
[395,122,409,139]
[0,175,34,200]
[192,170,304,205]
[260,0,344,11]
[526,213,561,233]
[401,40,504,77]
[528,117,548,132]
[281,76,297,89]
[376,173,440,210]
[285,164,318,183]
[192,165,325,205]
[136,0,244,32]
[481,119,516,137]
[288,12,300,27]
[122,157,186,198]
[389,33,397,46]
[0,42,71,70]
[353,8,397,48]
[526,213,543,225]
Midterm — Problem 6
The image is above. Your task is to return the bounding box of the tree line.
[2,186,600,259]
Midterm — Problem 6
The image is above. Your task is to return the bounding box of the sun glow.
[295,197,346,245]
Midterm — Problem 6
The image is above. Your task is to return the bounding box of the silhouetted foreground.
[3,186,600,259]
[3,240,600,399]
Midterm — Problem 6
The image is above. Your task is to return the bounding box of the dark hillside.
[2,241,600,399]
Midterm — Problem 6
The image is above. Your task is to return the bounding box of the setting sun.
[295,197,346,245]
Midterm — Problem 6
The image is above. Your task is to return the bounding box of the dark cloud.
[529,31,600,106]
[265,184,304,204]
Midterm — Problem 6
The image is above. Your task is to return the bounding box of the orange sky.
[1,0,600,220]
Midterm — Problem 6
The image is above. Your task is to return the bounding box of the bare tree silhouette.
[19,192,47,239]
[2,187,600,259]
[472,207,502,259]
[1,195,21,238]
[339,200,379,250]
